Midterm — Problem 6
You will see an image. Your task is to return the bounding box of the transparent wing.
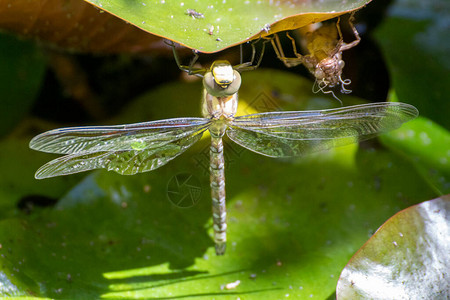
[30,118,210,154]
[228,102,418,157]
[32,118,210,179]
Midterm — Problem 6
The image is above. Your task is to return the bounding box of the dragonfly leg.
[167,40,207,77]
[271,33,305,67]
[330,13,359,93]
[233,38,269,72]
[339,12,361,51]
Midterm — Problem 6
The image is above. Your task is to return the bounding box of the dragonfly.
[271,12,361,101]
[30,40,418,255]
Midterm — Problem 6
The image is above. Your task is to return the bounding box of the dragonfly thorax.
[202,90,238,120]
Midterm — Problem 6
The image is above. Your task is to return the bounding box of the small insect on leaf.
[221,280,241,290]
[204,24,214,35]
[186,9,204,19]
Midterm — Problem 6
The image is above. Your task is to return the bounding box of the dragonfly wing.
[34,127,207,179]
[30,118,210,154]
[228,102,418,157]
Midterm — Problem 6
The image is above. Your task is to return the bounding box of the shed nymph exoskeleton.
[271,12,361,102]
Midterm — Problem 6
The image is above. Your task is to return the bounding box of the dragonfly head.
[203,61,241,97]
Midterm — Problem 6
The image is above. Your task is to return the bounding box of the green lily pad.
[84,0,371,52]
[381,112,450,194]
[0,138,80,219]
[0,141,436,299]
[373,0,450,129]
[336,195,450,299]
[0,69,437,298]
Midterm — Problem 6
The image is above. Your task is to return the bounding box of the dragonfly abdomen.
[210,134,227,255]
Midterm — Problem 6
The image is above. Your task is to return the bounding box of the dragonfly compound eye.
[204,70,241,97]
